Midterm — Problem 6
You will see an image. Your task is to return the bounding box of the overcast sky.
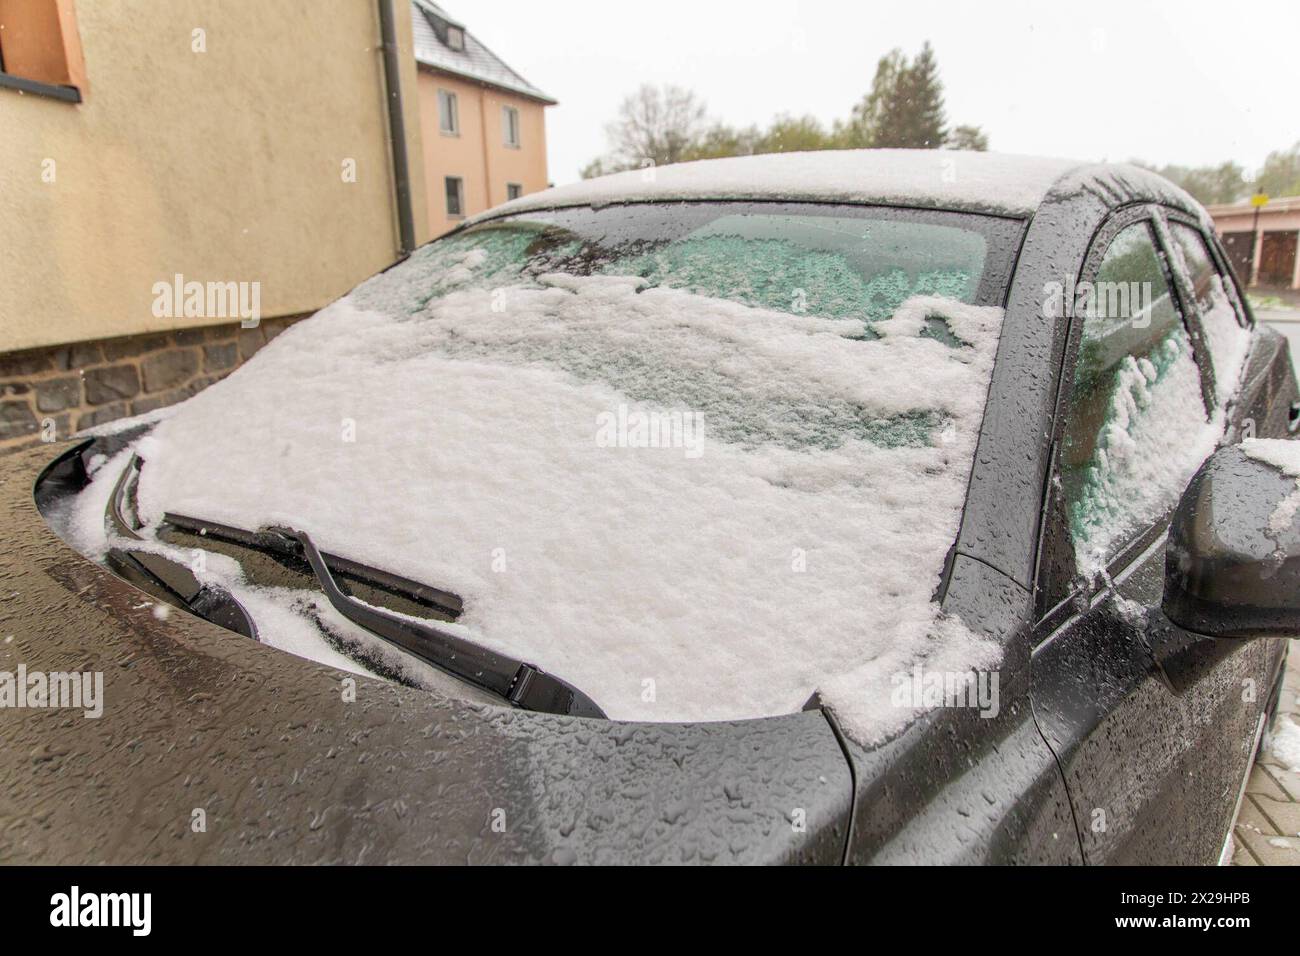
[453,0,1300,185]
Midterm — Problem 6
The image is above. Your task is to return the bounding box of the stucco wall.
[0,0,429,354]
[415,68,548,233]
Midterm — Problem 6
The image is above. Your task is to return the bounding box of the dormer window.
[420,5,467,52]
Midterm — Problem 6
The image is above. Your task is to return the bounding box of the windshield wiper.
[105,454,605,718]
[104,456,257,639]
[162,512,462,620]
[165,513,605,719]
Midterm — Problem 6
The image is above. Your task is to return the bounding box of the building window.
[446,25,465,51]
[438,89,458,135]
[502,106,520,148]
[445,176,464,218]
[506,183,523,201]
[0,0,87,103]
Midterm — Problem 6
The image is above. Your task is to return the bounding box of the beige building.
[410,1,554,233]
[0,0,432,453]
[1207,196,1300,290]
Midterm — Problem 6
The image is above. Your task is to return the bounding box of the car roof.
[470,149,1092,221]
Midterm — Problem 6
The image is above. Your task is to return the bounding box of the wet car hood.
[0,439,853,864]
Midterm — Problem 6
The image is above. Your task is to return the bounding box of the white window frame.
[502,105,520,148]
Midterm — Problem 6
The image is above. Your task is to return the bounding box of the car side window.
[1167,221,1254,403]
[1058,221,1212,574]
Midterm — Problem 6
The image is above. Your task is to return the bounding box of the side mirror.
[1163,442,1300,639]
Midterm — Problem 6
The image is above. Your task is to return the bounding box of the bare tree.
[585,84,709,176]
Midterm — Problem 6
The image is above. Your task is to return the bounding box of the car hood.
[0,441,852,864]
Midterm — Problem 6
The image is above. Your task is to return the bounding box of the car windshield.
[350,203,1020,451]
[357,203,1012,322]
[113,201,1022,743]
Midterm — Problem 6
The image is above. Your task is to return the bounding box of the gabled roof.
[410,1,556,105]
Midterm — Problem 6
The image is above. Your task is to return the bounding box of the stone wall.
[0,316,305,456]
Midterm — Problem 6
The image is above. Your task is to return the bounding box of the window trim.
[0,69,79,102]
[505,182,523,201]
[437,88,459,136]
[444,175,465,219]
[502,105,520,148]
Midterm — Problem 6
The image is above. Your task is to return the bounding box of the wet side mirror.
[1163,442,1300,640]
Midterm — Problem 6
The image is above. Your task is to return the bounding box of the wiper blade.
[104,456,257,639]
[163,513,462,619]
[106,454,605,718]
[168,513,604,718]
[279,525,605,718]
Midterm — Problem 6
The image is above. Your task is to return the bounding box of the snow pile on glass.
[1061,220,1254,574]
[77,213,1009,745]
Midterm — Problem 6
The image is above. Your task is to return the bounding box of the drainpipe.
[378,0,417,258]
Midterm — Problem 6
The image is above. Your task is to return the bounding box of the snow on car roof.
[472,149,1085,221]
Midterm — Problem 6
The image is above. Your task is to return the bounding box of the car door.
[1029,205,1274,865]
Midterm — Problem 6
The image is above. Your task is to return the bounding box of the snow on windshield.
[108,217,1005,746]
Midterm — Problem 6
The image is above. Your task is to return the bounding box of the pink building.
[1206,196,1300,289]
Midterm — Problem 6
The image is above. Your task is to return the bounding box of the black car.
[4,150,1296,864]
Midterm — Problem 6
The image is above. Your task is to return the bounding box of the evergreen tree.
[840,50,904,148]
[874,42,947,148]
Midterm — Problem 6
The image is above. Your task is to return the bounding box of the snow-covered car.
[8,150,1298,864]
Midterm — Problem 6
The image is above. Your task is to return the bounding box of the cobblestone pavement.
[1230,646,1300,865]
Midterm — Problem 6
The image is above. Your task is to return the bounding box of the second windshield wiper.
[161,511,606,719]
